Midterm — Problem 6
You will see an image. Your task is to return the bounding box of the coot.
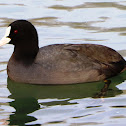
[0,20,125,84]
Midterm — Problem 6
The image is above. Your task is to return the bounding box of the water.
[0,0,126,125]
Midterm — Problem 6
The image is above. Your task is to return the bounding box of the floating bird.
[0,20,125,84]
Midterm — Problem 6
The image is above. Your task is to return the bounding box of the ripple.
[111,115,126,119]
[111,106,126,108]
[48,2,126,11]
[0,17,15,27]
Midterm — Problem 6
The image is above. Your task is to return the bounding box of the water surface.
[0,0,126,125]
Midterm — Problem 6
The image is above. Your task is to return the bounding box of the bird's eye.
[14,30,18,34]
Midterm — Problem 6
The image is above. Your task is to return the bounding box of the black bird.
[0,20,125,84]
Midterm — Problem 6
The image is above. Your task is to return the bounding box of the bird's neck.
[13,44,39,65]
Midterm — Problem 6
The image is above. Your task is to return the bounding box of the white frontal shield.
[0,26,11,46]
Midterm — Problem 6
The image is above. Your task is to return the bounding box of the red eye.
[14,30,18,34]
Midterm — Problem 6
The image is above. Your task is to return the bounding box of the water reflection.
[48,2,126,11]
[7,71,126,125]
[7,78,120,100]
[9,98,40,126]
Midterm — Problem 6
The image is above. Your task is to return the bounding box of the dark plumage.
[0,20,125,84]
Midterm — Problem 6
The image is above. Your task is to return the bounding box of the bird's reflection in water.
[9,97,40,126]
[7,71,126,125]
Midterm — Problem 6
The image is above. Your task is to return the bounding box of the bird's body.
[0,20,125,84]
[7,43,126,84]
